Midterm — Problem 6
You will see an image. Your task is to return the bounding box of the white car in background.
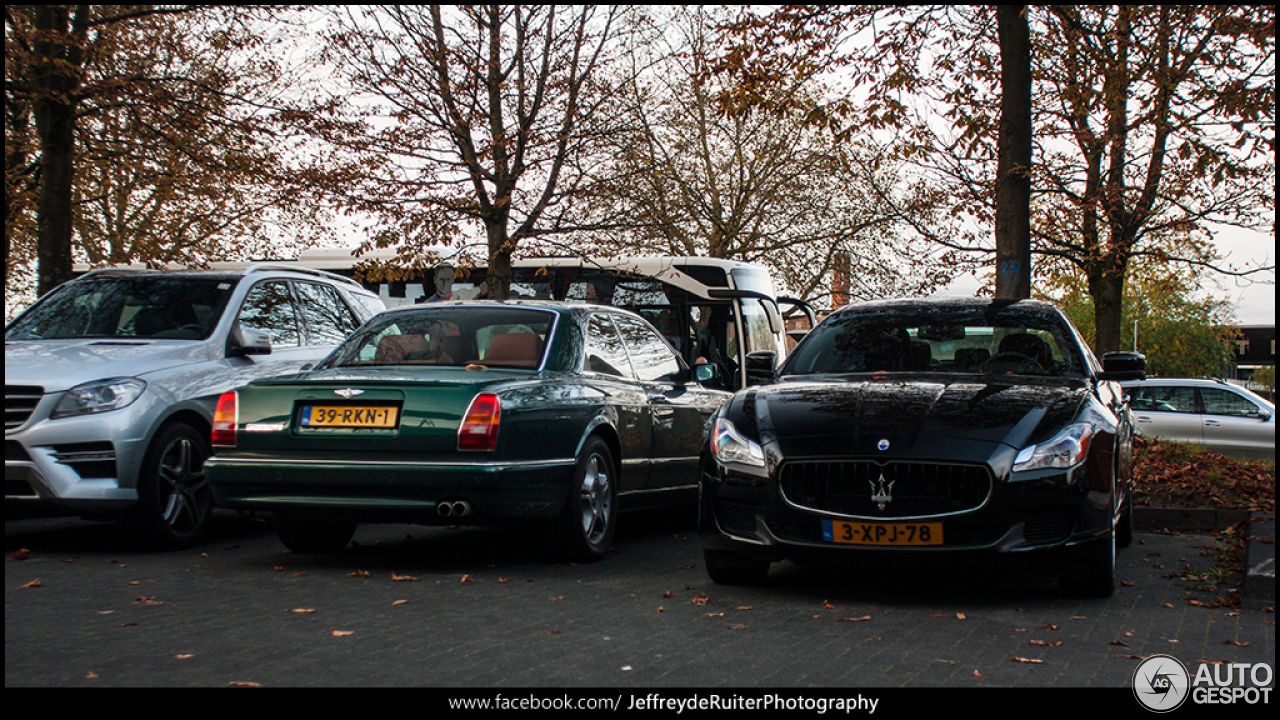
[5,266,383,548]
[1120,378,1274,461]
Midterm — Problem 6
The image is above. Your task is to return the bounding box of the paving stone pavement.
[6,508,1274,694]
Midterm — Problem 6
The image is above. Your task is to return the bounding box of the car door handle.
[1204,419,1221,427]
[1136,416,1153,424]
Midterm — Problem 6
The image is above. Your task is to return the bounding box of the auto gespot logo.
[1132,654,1273,712]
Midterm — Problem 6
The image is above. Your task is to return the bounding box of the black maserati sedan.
[698,298,1146,597]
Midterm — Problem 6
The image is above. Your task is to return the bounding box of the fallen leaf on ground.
[973,670,983,678]
[331,630,354,637]
[1030,640,1063,647]
[823,600,837,610]
[11,549,29,561]
[1009,656,1049,665]
[460,574,476,583]
[391,573,419,582]
[21,579,41,589]
[289,608,316,614]
[348,570,370,578]
[392,600,409,606]
[838,616,872,622]
[957,613,967,620]
[692,595,710,605]
[228,681,261,687]
[1223,640,1250,646]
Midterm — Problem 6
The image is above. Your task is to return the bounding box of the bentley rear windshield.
[324,306,555,370]
[782,305,1086,378]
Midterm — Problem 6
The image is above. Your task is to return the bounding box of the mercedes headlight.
[51,378,147,419]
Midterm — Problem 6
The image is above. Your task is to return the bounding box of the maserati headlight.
[711,418,765,469]
[1013,422,1094,472]
[51,378,147,419]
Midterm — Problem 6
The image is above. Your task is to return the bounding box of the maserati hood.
[739,376,1089,461]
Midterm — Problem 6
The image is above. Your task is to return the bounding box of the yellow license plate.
[301,405,399,429]
[823,520,943,546]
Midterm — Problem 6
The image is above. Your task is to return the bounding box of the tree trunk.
[1088,256,1128,356]
[30,6,86,297]
[485,222,513,301]
[994,5,1032,300]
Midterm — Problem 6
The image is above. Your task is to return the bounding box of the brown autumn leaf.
[838,616,873,622]
[85,672,99,680]
[548,596,566,601]
[1161,603,1175,608]
[228,681,262,687]
[1111,640,1131,647]
[498,578,510,583]
[972,669,983,678]
[729,625,748,630]
[11,549,29,561]
[657,607,665,613]
[21,579,41,589]
[392,600,409,606]
[118,623,139,628]
[685,584,696,591]
[1121,581,1135,587]
[692,595,710,605]
[663,591,676,598]
[1223,640,1250,646]
[391,573,419,582]
[175,654,194,660]
[293,572,309,577]
[349,570,370,578]
[289,608,316,614]
[1009,656,1049,665]
[1030,640,1063,647]
[823,600,837,610]
[1042,623,1059,631]
[736,606,754,611]
[547,630,563,634]
[460,574,476,583]
[331,630,354,637]
[957,613,967,620]
[705,612,725,617]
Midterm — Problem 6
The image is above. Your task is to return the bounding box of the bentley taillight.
[458,393,500,451]
[212,391,237,447]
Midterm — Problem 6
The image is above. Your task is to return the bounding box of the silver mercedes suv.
[5,265,384,548]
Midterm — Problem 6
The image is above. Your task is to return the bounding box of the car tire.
[560,437,616,563]
[703,548,770,586]
[129,422,213,550]
[1117,492,1134,549]
[273,513,357,554]
[1064,488,1117,598]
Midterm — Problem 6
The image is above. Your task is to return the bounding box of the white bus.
[291,250,815,391]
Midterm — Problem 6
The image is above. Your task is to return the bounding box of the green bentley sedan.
[205,302,730,560]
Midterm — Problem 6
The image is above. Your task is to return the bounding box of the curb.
[1133,507,1274,610]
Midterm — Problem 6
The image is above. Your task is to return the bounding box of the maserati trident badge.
[870,472,894,512]
[334,388,365,399]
